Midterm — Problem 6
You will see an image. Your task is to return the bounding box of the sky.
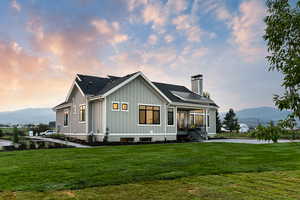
[0,0,285,112]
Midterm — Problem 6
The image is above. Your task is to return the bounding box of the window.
[189,109,209,128]
[139,105,160,125]
[64,110,69,126]
[168,108,174,125]
[79,105,86,122]
[207,115,210,127]
[121,103,128,111]
[112,102,119,111]
[120,138,134,142]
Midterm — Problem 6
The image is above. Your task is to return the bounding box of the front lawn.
[1,142,300,192]
[2,170,300,200]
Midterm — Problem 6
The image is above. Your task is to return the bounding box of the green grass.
[1,142,300,193]
[2,170,300,200]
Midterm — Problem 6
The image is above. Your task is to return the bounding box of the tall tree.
[216,111,222,133]
[223,109,239,132]
[264,0,300,127]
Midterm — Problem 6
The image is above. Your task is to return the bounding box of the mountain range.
[221,106,295,128]
[0,108,55,125]
[0,106,296,127]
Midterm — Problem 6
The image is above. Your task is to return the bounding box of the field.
[1,142,300,199]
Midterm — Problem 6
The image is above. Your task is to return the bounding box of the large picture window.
[64,110,69,126]
[139,105,160,125]
[79,105,86,122]
[168,108,174,125]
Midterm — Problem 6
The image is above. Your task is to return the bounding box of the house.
[239,123,249,133]
[53,72,218,142]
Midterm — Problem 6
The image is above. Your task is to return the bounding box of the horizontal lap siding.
[106,77,167,134]
[56,87,86,134]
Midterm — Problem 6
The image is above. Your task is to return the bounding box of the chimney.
[191,74,203,96]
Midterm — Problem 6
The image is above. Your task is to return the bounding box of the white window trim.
[79,104,86,123]
[64,109,69,127]
[121,102,129,112]
[112,101,120,111]
[167,107,175,126]
[137,103,161,126]
[189,110,210,128]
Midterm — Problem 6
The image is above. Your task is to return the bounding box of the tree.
[264,0,300,127]
[252,121,282,143]
[216,111,222,133]
[223,109,239,132]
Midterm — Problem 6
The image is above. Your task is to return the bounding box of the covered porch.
[176,107,210,140]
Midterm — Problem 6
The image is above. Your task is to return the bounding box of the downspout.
[86,97,89,135]
[165,103,168,142]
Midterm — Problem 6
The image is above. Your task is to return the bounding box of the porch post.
[205,109,208,132]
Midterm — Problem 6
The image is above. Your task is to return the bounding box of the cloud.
[127,0,147,11]
[164,34,174,43]
[230,0,266,61]
[11,0,21,12]
[91,19,128,44]
[0,40,69,111]
[172,15,202,42]
[142,2,166,29]
[166,0,187,13]
[148,34,158,45]
[195,0,266,62]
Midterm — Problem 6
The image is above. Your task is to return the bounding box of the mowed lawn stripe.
[1,170,300,200]
[1,142,300,191]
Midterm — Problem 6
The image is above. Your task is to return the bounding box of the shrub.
[0,129,3,137]
[251,122,282,143]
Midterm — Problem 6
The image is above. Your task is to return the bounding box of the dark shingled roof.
[76,72,138,96]
[153,82,218,107]
[56,72,218,108]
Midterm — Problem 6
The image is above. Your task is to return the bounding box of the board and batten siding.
[166,106,177,134]
[88,100,102,134]
[105,76,170,135]
[207,108,216,134]
[56,86,87,134]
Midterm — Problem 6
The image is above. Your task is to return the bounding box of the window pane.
[146,110,153,124]
[168,109,174,125]
[122,104,128,110]
[153,110,160,124]
[64,112,68,126]
[79,105,86,121]
[139,110,146,124]
[139,105,146,109]
[207,115,210,127]
[153,106,160,110]
[113,103,118,110]
[195,115,204,127]
[191,109,204,114]
[146,106,153,110]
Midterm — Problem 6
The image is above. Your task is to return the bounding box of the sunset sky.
[0,0,285,112]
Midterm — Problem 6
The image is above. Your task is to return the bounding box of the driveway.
[27,136,91,148]
[205,139,300,144]
[0,139,13,147]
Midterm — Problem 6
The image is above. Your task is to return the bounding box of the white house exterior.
[53,72,218,142]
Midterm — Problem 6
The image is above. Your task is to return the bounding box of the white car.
[40,130,56,136]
